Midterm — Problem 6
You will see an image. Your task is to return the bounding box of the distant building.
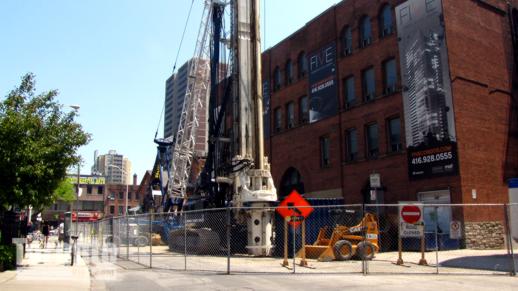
[42,175,106,224]
[163,58,212,156]
[104,174,140,217]
[92,150,132,184]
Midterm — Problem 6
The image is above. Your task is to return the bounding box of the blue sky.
[0,0,338,178]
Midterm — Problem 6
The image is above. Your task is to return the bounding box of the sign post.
[282,217,289,267]
[276,190,314,268]
[398,202,425,265]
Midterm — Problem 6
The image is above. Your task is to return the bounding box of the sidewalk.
[0,244,90,291]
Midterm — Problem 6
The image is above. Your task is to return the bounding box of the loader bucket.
[299,245,336,262]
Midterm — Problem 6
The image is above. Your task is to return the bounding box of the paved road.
[87,258,518,291]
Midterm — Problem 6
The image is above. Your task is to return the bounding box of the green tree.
[52,179,76,203]
[0,73,91,211]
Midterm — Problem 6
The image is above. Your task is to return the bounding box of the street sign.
[450,220,462,239]
[276,190,314,227]
[370,173,381,188]
[399,222,424,238]
[399,202,424,237]
[400,204,422,224]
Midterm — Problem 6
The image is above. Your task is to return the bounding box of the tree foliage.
[52,179,76,203]
[0,73,90,210]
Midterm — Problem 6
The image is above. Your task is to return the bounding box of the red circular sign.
[401,205,421,224]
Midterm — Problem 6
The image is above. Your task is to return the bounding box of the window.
[128,192,132,200]
[320,136,331,167]
[359,16,372,48]
[136,192,140,200]
[383,58,397,94]
[273,66,282,90]
[118,192,123,200]
[110,206,115,214]
[343,76,355,108]
[366,123,379,158]
[97,186,104,195]
[388,117,402,152]
[341,26,353,56]
[299,95,309,124]
[286,102,295,129]
[285,59,293,85]
[362,67,376,101]
[109,192,115,200]
[86,185,92,194]
[297,51,308,78]
[118,206,124,215]
[346,128,358,161]
[274,107,282,132]
[379,4,393,38]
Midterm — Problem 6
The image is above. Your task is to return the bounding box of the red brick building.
[104,174,141,217]
[261,0,518,239]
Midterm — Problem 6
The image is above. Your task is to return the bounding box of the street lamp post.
[107,164,129,216]
[70,105,81,235]
[70,104,80,260]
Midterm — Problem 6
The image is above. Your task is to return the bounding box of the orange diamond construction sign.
[276,190,314,227]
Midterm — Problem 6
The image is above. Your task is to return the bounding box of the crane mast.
[229,0,277,256]
[167,1,212,201]
[156,0,277,256]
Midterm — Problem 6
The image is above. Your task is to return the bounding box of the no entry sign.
[400,205,422,224]
[399,202,424,238]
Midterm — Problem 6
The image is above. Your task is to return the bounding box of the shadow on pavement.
[440,254,516,272]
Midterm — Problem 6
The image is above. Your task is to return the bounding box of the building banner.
[308,42,338,123]
[396,0,458,179]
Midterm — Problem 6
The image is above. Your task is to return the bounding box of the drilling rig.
[153,0,277,256]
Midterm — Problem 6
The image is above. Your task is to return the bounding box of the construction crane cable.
[154,0,196,139]
[172,0,196,73]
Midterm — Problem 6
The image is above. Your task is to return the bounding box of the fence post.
[226,206,231,275]
[364,204,370,275]
[504,204,516,276]
[434,206,439,274]
[292,223,296,274]
[184,211,187,271]
[116,218,120,259]
[137,216,140,265]
[126,215,129,260]
[149,211,152,269]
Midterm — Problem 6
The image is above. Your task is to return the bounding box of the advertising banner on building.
[67,175,105,185]
[308,42,338,123]
[396,0,458,179]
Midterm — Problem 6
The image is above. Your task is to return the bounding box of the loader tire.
[133,236,149,247]
[333,240,353,261]
[357,241,376,260]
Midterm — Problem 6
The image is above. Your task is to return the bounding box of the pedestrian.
[58,222,64,247]
[42,221,50,248]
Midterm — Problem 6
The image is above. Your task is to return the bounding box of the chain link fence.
[76,203,518,276]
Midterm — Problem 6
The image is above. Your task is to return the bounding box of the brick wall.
[260,0,517,217]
